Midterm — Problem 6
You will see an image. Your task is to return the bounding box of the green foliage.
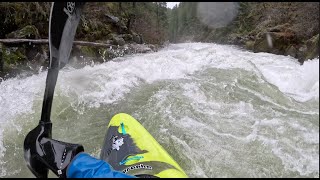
[2,47,27,66]
[0,2,50,38]
[129,2,169,44]
[79,46,98,57]
[233,2,254,35]
[167,2,205,42]
[6,25,40,39]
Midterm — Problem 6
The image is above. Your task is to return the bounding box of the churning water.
[0,43,319,178]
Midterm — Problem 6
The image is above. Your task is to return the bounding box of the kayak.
[100,113,188,178]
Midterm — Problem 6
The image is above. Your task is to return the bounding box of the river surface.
[0,43,319,178]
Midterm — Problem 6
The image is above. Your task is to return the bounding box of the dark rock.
[296,44,307,63]
[119,34,133,42]
[253,32,271,53]
[104,14,128,34]
[132,33,140,44]
[139,34,144,44]
[108,33,117,40]
[298,45,307,52]
[105,14,120,24]
[245,40,255,50]
[132,33,143,44]
[26,45,40,61]
[304,34,319,60]
[285,45,297,58]
[118,26,128,34]
[147,44,157,51]
[129,44,152,53]
[108,33,126,46]
[113,37,125,46]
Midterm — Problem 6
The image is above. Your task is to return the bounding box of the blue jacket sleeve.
[67,152,136,178]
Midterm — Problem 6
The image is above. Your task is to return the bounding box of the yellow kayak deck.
[100,113,188,178]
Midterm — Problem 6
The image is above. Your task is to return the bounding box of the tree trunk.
[0,39,112,48]
[127,2,136,32]
[0,43,3,72]
[156,3,160,43]
[118,2,122,11]
[127,18,131,32]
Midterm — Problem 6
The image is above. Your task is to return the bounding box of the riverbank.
[0,2,169,81]
[0,42,162,82]
[168,2,319,64]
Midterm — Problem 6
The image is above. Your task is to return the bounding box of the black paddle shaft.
[40,2,85,123]
[24,2,86,178]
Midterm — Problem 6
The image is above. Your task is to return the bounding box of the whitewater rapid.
[0,43,318,178]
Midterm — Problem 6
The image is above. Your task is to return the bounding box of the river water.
[0,43,319,178]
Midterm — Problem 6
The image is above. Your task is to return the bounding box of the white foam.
[182,82,208,104]
[54,45,217,109]
[2,43,317,117]
[0,43,318,177]
[249,55,319,102]
[0,73,46,177]
[170,134,208,178]
[0,74,45,124]
[0,128,5,177]
[247,118,319,176]
[177,116,206,129]
[173,43,319,103]
[46,43,320,108]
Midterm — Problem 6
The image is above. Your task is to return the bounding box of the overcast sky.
[167,2,180,9]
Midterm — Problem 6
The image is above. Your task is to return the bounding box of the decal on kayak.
[122,163,153,174]
[111,135,124,151]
